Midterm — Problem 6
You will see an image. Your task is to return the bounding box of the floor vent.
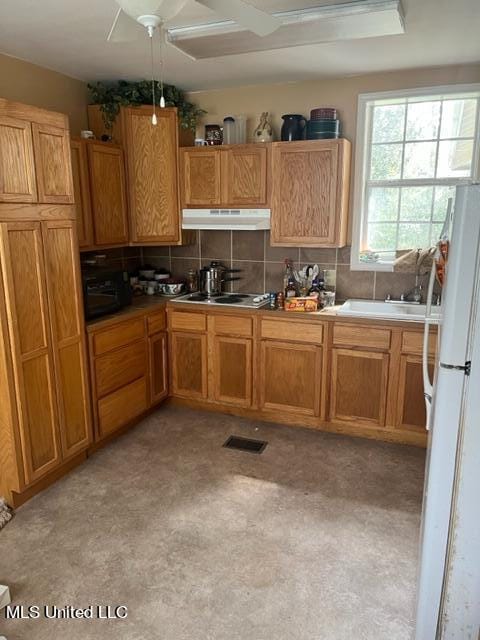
[223,435,267,454]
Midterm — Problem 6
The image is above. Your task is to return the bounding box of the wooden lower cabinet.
[170,331,207,399]
[149,332,168,404]
[260,340,322,416]
[329,347,390,427]
[395,354,434,431]
[88,308,169,441]
[98,377,148,438]
[212,335,252,407]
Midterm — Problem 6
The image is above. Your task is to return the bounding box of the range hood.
[182,209,270,231]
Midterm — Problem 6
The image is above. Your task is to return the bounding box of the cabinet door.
[222,145,268,205]
[0,222,61,484]
[170,331,207,399]
[212,336,252,407]
[0,116,37,203]
[260,340,322,416]
[32,123,74,203]
[70,139,94,249]
[182,148,222,206]
[149,332,168,405]
[271,140,349,246]
[330,348,389,427]
[87,142,128,245]
[41,220,92,458]
[124,107,179,243]
[396,354,434,431]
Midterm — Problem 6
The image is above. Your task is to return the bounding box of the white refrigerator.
[415,183,480,639]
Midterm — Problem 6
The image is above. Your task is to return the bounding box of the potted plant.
[88,80,206,141]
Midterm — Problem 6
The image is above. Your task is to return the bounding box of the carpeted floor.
[0,406,425,640]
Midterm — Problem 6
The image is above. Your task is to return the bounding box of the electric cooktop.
[174,292,270,308]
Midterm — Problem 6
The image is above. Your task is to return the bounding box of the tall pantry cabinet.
[0,99,92,507]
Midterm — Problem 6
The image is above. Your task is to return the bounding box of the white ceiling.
[0,0,478,91]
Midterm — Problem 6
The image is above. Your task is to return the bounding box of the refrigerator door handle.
[423,259,437,430]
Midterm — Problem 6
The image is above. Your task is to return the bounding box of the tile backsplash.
[140,230,421,302]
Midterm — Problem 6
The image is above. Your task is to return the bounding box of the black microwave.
[82,269,132,320]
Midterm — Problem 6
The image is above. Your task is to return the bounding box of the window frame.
[351,83,480,271]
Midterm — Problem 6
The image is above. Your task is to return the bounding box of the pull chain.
[149,26,157,125]
[158,25,166,108]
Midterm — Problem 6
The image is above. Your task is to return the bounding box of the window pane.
[406,101,440,140]
[431,223,445,244]
[437,139,474,177]
[372,104,405,142]
[370,143,402,179]
[368,187,399,221]
[398,223,430,249]
[433,186,456,220]
[368,223,397,252]
[400,187,433,221]
[441,99,477,138]
[403,141,436,178]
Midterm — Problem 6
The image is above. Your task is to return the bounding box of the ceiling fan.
[107,0,281,42]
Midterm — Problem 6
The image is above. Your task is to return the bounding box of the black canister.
[281,114,307,141]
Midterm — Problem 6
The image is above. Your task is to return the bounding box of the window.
[351,84,480,270]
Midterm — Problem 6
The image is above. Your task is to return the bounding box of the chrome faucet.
[385,285,423,304]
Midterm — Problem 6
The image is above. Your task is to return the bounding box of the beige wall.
[188,63,480,141]
[187,63,480,242]
[0,53,88,134]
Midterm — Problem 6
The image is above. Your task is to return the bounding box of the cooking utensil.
[199,261,242,297]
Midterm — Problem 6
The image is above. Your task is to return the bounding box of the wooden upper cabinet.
[270,139,350,247]
[87,142,128,246]
[32,123,74,204]
[180,144,269,208]
[182,148,222,206]
[123,106,180,244]
[70,139,94,249]
[0,221,61,484]
[0,116,37,203]
[222,145,269,206]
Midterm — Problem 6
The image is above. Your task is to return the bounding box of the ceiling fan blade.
[107,7,146,42]
[197,0,280,37]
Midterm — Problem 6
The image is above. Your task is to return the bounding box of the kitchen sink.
[337,299,441,322]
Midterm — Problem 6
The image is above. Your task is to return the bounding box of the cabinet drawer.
[402,330,436,356]
[147,310,166,336]
[95,341,147,398]
[93,318,145,355]
[170,310,206,332]
[333,324,391,350]
[213,315,252,337]
[261,319,323,344]
[97,377,147,438]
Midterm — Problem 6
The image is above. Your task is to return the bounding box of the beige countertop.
[85,296,432,332]
[85,295,167,332]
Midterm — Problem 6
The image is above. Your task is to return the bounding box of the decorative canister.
[253,112,274,143]
[205,124,223,145]
[280,114,307,141]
